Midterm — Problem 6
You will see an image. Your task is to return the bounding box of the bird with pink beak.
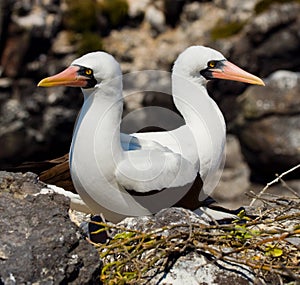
[38,46,264,223]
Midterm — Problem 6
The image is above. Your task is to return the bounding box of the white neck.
[70,81,124,165]
[69,81,125,218]
[69,79,151,221]
[172,73,226,183]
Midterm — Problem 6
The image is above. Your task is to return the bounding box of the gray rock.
[145,5,166,34]
[0,171,101,284]
[230,2,300,76]
[214,0,257,22]
[235,71,300,182]
[180,2,203,23]
[211,2,300,126]
[0,78,12,88]
[238,70,300,119]
[127,0,151,18]
[152,251,255,285]
[51,31,77,55]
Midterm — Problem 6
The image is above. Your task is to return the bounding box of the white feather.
[116,149,197,192]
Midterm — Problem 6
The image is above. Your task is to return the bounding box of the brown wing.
[39,153,76,193]
[5,153,75,193]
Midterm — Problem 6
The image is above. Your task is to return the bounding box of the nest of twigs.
[90,165,300,285]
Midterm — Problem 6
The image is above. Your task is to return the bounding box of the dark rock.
[0,1,80,169]
[0,79,82,169]
[235,71,300,182]
[237,115,299,182]
[164,0,185,27]
[230,2,300,77]
[0,171,101,284]
[210,2,300,126]
[0,0,62,78]
[238,71,300,119]
[0,21,30,78]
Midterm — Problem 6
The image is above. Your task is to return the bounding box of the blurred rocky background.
[0,0,299,207]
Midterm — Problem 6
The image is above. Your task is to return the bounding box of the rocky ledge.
[1,171,299,284]
[0,171,101,284]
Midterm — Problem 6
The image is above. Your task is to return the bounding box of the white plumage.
[38,46,264,222]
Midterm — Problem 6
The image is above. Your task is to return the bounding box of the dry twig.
[90,165,300,284]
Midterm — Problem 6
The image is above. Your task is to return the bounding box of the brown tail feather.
[39,154,76,193]
[5,153,76,193]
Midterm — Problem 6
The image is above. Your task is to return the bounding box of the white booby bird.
[124,46,264,199]
[38,46,264,222]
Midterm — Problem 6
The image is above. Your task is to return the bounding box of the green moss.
[255,0,300,14]
[63,0,104,55]
[64,0,100,33]
[77,32,103,56]
[63,0,128,55]
[100,0,129,27]
[211,21,246,40]
[64,0,128,30]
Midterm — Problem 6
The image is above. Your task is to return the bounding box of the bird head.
[38,52,122,90]
[172,46,265,86]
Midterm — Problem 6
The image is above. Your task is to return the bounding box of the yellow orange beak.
[212,61,265,86]
[38,66,89,87]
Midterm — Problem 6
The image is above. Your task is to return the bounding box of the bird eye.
[85,69,92,75]
[208,61,216,68]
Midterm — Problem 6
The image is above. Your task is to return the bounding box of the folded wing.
[115,149,197,193]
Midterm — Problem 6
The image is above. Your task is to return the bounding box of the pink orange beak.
[38,66,89,87]
[212,61,265,86]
